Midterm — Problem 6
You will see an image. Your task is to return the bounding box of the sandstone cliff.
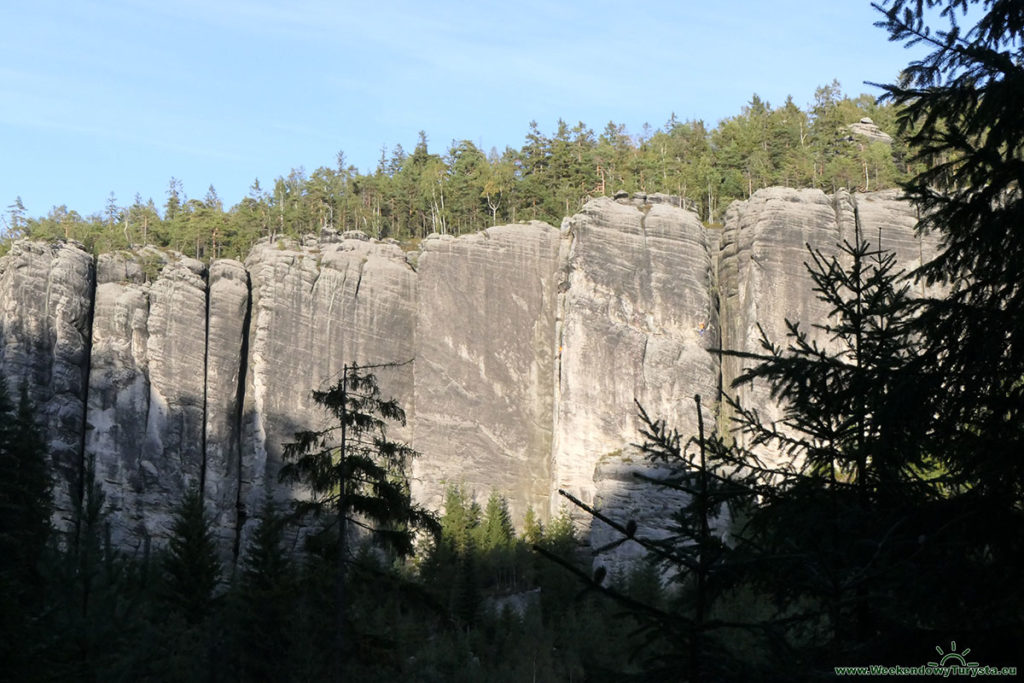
[85,250,208,547]
[719,188,941,455]
[0,241,94,524]
[0,189,934,563]
[413,223,561,520]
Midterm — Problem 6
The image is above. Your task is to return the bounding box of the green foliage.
[280,363,437,556]
[280,363,437,677]
[44,457,156,681]
[4,85,921,259]
[716,222,948,669]
[0,376,643,681]
[160,486,221,625]
[874,0,1024,510]
[0,380,52,581]
[548,183,1024,675]
[224,502,298,681]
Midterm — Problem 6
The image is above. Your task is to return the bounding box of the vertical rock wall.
[412,223,562,519]
[719,188,849,435]
[204,260,250,553]
[240,235,417,543]
[0,189,938,562]
[85,251,208,546]
[718,188,942,456]
[0,241,94,524]
[552,197,719,563]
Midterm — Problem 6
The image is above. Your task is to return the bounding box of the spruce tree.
[0,381,52,583]
[719,218,940,668]
[872,0,1024,508]
[233,502,295,682]
[280,362,437,678]
[868,1,1024,657]
[160,486,221,625]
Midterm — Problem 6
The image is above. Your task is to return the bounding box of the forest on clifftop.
[3,81,916,260]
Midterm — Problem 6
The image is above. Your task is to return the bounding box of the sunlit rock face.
[0,189,936,568]
[85,250,208,548]
[239,235,417,548]
[203,259,250,553]
[0,240,94,525]
[718,187,942,460]
[553,197,719,569]
[412,223,562,521]
[719,188,847,437]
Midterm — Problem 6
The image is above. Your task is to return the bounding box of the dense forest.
[3,0,1023,680]
[3,80,919,260]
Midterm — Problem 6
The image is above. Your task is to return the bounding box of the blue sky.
[1,0,929,219]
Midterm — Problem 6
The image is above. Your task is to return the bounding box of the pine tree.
[280,362,437,676]
[872,0,1024,508]
[160,486,221,625]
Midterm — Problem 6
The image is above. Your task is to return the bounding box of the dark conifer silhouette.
[280,362,437,679]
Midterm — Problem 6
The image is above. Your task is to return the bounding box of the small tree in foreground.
[543,219,951,678]
[161,486,221,626]
[279,362,438,676]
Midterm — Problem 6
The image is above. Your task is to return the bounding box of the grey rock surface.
[240,236,417,544]
[412,222,562,520]
[205,259,250,554]
[0,240,94,524]
[848,117,894,144]
[719,188,942,459]
[85,250,208,546]
[553,198,719,557]
[719,187,845,437]
[0,188,938,567]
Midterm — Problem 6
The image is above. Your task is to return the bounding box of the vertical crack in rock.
[74,253,98,540]
[353,258,365,300]
[710,232,725,420]
[554,225,577,407]
[231,269,252,564]
[200,270,210,497]
[203,259,253,563]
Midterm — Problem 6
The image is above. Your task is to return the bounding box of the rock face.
[719,188,942,454]
[413,223,562,519]
[0,189,935,565]
[240,237,417,546]
[553,198,719,566]
[85,250,208,547]
[0,241,94,524]
[204,260,250,552]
